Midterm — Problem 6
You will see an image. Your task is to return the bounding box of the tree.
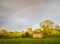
[12,31,21,38]
[21,34,25,38]
[25,32,30,37]
[55,24,60,32]
[0,29,7,38]
[26,27,33,37]
[27,27,32,33]
[34,28,41,33]
[7,32,13,38]
[49,29,60,38]
[40,20,54,35]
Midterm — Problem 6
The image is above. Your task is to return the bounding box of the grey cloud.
[0,0,60,31]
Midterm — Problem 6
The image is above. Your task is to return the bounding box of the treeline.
[0,29,32,39]
[0,27,33,39]
[0,20,60,39]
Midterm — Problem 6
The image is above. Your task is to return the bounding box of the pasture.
[0,38,60,44]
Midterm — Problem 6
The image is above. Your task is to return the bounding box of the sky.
[0,0,60,31]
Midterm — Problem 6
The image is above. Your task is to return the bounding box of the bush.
[21,34,25,38]
[21,32,30,38]
[25,32,30,37]
[49,33,60,38]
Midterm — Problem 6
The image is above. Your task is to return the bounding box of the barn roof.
[33,32,42,34]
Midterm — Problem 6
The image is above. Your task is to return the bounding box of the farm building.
[33,32,44,38]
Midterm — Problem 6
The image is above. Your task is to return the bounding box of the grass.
[0,38,60,44]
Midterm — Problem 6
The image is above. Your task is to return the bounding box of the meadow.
[0,38,60,44]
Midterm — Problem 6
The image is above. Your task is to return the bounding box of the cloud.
[0,0,60,31]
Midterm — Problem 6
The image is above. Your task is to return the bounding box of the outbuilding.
[33,32,44,38]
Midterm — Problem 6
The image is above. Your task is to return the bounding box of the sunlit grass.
[0,38,60,44]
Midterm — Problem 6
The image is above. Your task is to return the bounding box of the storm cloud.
[0,0,60,31]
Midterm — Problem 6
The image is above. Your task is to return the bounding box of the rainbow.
[1,5,60,29]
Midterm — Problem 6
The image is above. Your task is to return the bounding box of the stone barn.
[33,32,44,38]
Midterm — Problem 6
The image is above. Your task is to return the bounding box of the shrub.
[25,32,30,37]
[49,33,60,38]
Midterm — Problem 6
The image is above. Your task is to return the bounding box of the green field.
[0,38,60,44]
